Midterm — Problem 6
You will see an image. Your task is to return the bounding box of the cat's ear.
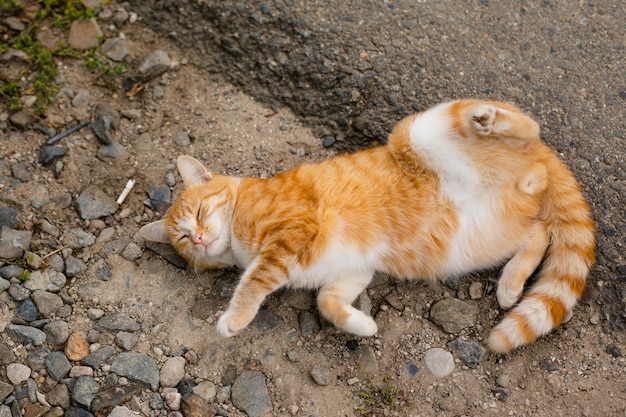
[139,220,170,243]
[177,155,213,186]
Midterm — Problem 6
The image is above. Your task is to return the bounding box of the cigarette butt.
[117,179,135,205]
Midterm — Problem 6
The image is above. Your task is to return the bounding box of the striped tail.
[487,147,596,353]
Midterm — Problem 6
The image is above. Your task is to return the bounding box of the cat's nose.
[192,234,203,245]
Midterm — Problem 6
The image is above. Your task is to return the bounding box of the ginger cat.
[140,100,595,353]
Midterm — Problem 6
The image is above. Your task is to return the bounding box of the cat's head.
[140,156,237,267]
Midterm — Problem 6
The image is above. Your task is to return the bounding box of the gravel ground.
[1,1,625,417]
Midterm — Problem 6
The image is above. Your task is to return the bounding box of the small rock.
[181,394,216,417]
[447,338,487,368]
[0,206,18,228]
[423,348,455,378]
[249,307,284,333]
[165,392,182,410]
[3,16,26,31]
[64,406,95,417]
[72,375,99,408]
[0,344,16,365]
[65,256,88,278]
[11,161,33,182]
[15,297,39,322]
[43,320,70,345]
[87,308,105,320]
[65,332,90,361]
[1,264,24,279]
[98,141,129,159]
[491,387,511,402]
[160,356,186,388]
[91,117,112,145]
[121,242,142,261]
[429,298,479,334]
[6,324,46,346]
[231,371,272,417]
[7,363,31,385]
[310,365,333,386]
[282,289,314,310]
[115,331,138,351]
[0,277,9,292]
[111,352,160,391]
[94,102,120,130]
[405,361,420,378]
[496,373,511,388]
[45,351,72,381]
[38,146,68,166]
[354,345,378,374]
[70,365,94,378]
[31,290,63,317]
[384,291,404,310]
[46,384,70,409]
[174,130,191,146]
[26,347,50,371]
[97,313,140,332]
[138,50,171,80]
[323,136,336,148]
[469,281,484,300]
[90,384,141,416]
[0,381,14,403]
[76,185,118,220]
[221,364,237,386]
[68,19,102,50]
[71,89,91,108]
[61,228,96,249]
[0,226,32,259]
[81,346,116,369]
[9,282,31,301]
[193,381,216,402]
[9,110,37,130]
[107,406,136,417]
[145,184,171,213]
[25,251,43,269]
[101,37,128,62]
[299,311,320,335]
[23,269,66,292]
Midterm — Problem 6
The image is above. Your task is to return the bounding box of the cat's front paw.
[469,104,496,136]
[341,311,378,337]
[216,311,248,337]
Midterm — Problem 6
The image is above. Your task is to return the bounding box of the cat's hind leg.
[317,272,377,336]
[468,102,540,141]
[497,222,550,309]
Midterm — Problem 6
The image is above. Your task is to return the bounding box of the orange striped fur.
[140,100,595,353]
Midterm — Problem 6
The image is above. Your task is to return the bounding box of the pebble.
[138,50,171,80]
[310,365,333,386]
[29,184,49,209]
[72,89,91,108]
[25,251,43,269]
[249,307,284,333]
[0,264,24,279]
[31,290,63,317]
[81,346,115,369]
[0,206,18,228]
[70,365,94,378]
[87,308,105,320]
[45,351,72,381]
[97,313,140,332]
[61,228,96,249]
[38,146,68,167]
[15,297,39,322]
[423,348,455,378]
[65,332,90,361]
[111,352,160,391]
[98,141,129,159]
[7,324,47,346]
[175,130,191,146]
[447,338,487,368]
[231,371,272,417]
[6,363,31,385]
[26,347,50,371]
[429,298,479,334]
[91,117,112,145]
[0,277,9,292]
[121,242,142,261]
[101,37,128,61]
[8,283,30,302]
[181,393,216,417]
[496,373,511,388]
[64,406,95,416]
[299,310,320,335]
[43,320,70,345]
[145,184,171,213]
[323,136,336,148]
[160,356,186,388]
[107,406,136,417]
[193,381,217,402]
[68,19,102,50]
[405,361,420,378]
[72,375,100,408]
[115,331,139,351]
[23,269,66,292]
[76,185,118,220]
[8,110,36,130]
[65,256,88,278]
[46,384,70,409]
[11,161,33,182]
[468,281,484,300]
[0,226,32,259]
[0,381,13,402]
[165,391,182,410]
[354,345,379,374]
[0,344,16,365]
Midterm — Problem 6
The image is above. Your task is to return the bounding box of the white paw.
[341,310,378,336]
[496,283,522,309]
[216,311,243,338]
[469,104,496,135]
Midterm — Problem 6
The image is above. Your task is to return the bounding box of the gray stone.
[46,351,71,380]
[429,298,479,334]
[115,331,138,351]
[299,311,320,335]
[31,290,63,317]
[38,146,68,166]
[283,290,315,311]
[65,406,95,417]
[111,352,159,391]
[43,320,70,345]
[145,184,171,213]
[68,19,102,50]
[423,348,455,378]
[310,365,333,386]
[9,283,30,301]
[82,346,116,369]
[6,363,30,385]
[102,37,128,62]
[23,269,66,292]
[121,242,142,261]
[159,356,186,388]
[0,206,18,228]
[174,131,191,146]
[30,184,49,209]
[65,256,88,278]
[25,251,43,269]
[0,277,9,292]
[61,228,96,249]
[96,260,112,281]
[0,226,32,259]
[0,343,16,365]
[97,313,140,332]
[95,102,121,130]
[46,383,70,409]
[11,161,32,182]
[91,117,112,144]
[231,371,272,417]
[72,375,100,408]
[76,185,118,220]
[71,89,91,108]
[405,361,420,379]
[25,347,50,371]
[98,141,129,159]
[138,50,171,80]
[15,297,38,322]
[108,406,136,417]
[3,16,25,31]
[447,338,488,368]
[0,405,10,417]
[354,345,378,374]
[193,381,216,403]
[87,308,105,320]
[249,307,284,334]
[6,324,46,345]
[0,264,24,279]
[8,110,36,130]
[469,281,484,300]
[0,381,13,403]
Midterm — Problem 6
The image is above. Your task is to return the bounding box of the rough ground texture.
[1,1,625,417]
